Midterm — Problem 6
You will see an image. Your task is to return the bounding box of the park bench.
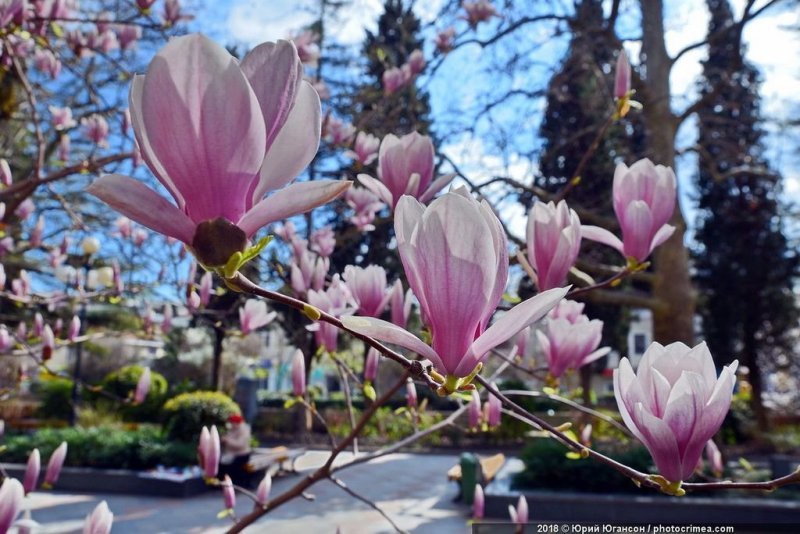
[248,446,307,476]
[448,452,505,502]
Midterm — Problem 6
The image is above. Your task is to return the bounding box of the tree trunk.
[640,0,696,345]
[211,326,224,391]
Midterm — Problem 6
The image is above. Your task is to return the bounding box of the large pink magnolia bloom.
[526,200,581,290]
[342,188,567,384]
[583,159,676,263]
[88,34,348,268]
[614,342,738,484]
[537,300,610,379]
[357,131,454,210]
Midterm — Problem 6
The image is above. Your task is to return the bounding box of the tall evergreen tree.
[693,0,799,431]
[328,0,434,275]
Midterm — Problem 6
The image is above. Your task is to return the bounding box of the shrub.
[97,365,168,422]
[513,438,652,493]
[2,426,196,469]
[35,375,75,421]
[163,391,240,441]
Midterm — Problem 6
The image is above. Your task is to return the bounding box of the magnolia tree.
[1,1,799,533]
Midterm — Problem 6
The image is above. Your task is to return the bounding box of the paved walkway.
[24,451,471,533]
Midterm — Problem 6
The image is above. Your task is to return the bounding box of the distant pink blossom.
[344,131,380,166]
[34,49,61,79]
[435,28,456,53]
[345,186,383,232]
[133,367,151,404]
[323,115,356,146]
[382,66,408,95]
[343,264,390,317]
[462,1,500,28]
[49,106,76,130]
[239,299,276,335]
[407,49,425,74]
[81,114,109,147]
[310,226,336,257]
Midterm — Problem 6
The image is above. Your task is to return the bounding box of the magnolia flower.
[0,478,23,533]
[239,299,276,335]
[583,159,676,263]
[136,0,157,11]
[306,275,355,353]
[514,326,530,358]
[29,215,44,248]
[358,132,454,210]
[615,49,631,99]
[310,226,336,257]
[0,158,11,186]
[473,483,484,520]
[34,312,44,337]
[389,280,413,329]
[256,472,272,506]
[705,439,723,477]
[44,442,68,487]
[537,300,610,379]
[407,49,425,74]
[42,325,55,361]
[161,304,173,333]
[83,501,113,534]
[382,66,408,95]
[81,114,109,147]
[116,24,142,50]
[50,106,76,130]
[435,27,456,53]
[614,342,738,484]
[508,495,528,525]
[291,349,306,396]
[0,327,11,352]
[198,426,221,479]
[323,116,355,146]
[221,475,236,510]
[23,448,40,494]
[87,34,349,270]
[345,186,383,232]
[526,200,581,290]
[342,189,567,391]
[343,265,390,317]
[468,390,481,429]
[34,49,61,79]
[345,131,380,166]
[364,347,380,382]
[199,271,213,307]
[462,1,500,27]
[405,379,417,408]
[291,30,320,66]
[290,249,328,296]
[485,388,501,428]
[134,367,151,404]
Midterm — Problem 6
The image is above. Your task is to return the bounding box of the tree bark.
[639,0,697,345]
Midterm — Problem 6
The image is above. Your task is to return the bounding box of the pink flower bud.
[29,216,44,248]
[161,304,173,333]
[136,0,157,11]
[67,315,81,342]
[407,49,425,74]
[83,500,113,534]
[81,114,109,147]
[58,134,71,161]
[41,325,55,361]
[256,472,271,507]
[473,483,484,520]
[34,312,44,337]
[614,49,631,99]
[382,66,408,95]
[221,475,236,510]
[292,349,306,397]
[435,28,456,53]
[187,290,200,310]
[198,426,220,479]
[199,271,213,307]
[468,390,481,429]
[486,388,501,428]
[508,495,528,525]
[23,448,41,494]
[134,368,151,404]
[706,439,723,477]
[0,478,24,533]
[580,424,593,447]
[44,442,68,487]
[614,342,738,483]
[0,159,12,186]
[406,380,417,408]
[364,347,380,382]
[462,1,499,28]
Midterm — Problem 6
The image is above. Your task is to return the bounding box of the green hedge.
[513,438,652,493]
[163,391,240,441]
[2,426,196,470]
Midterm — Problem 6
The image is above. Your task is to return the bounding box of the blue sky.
[186,0,800,245]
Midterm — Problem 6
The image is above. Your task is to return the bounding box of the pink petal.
[461,286,567,376]
[581,225,624,254]
[139,34,266,224]
[340,316,444,371]
[418,172,456,203]
[238,179,351,237]
[251,81,321,201]
[622,201,653,261]
[129,75,184,208]
[239,40,302,151]
[649,224,676,254]
[358,173,394,207]
[87,174,195,243]
[635,403,683,482]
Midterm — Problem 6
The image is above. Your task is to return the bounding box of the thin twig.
[330,475,408,534]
